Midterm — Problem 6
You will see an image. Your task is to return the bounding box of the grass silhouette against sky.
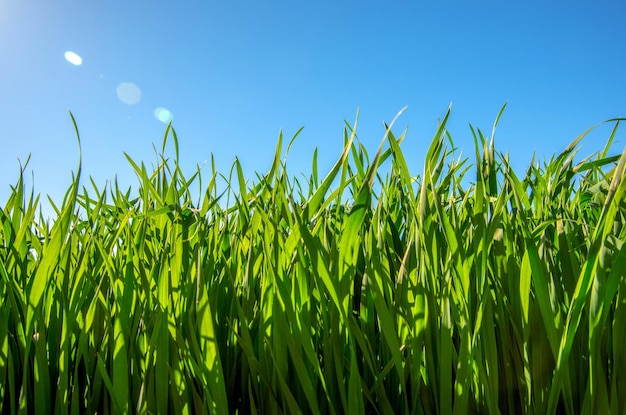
[1,1,624,205]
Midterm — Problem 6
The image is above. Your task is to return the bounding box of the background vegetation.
[1,108,625,414]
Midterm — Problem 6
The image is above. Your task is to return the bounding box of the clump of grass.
[0,106,625,414]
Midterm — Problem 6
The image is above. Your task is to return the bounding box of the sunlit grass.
[1,106,625,414]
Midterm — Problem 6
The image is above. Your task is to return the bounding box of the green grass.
[1,106,625,414]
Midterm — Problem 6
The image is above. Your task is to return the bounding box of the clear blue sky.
[1,1,625,209]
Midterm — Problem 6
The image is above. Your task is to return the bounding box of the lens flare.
[64,51,83,66]
[154,107,173,123]
[116,82,141,105]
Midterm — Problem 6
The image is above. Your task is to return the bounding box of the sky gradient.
[1,1,625,209]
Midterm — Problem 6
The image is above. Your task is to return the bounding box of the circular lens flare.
[116,82,141,105]
[154,107,173,123]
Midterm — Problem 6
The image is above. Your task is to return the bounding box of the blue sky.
[1,1,625,209]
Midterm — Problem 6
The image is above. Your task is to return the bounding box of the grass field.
[1,107,625,414]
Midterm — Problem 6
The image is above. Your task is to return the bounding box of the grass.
[1,106,625,414]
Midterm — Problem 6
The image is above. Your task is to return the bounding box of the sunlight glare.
[116,82,141,105]
[64,51,83,66]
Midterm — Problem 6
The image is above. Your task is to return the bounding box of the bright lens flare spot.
[64,51,83,66]
[154,107,173,123]
[116,82,141,105]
